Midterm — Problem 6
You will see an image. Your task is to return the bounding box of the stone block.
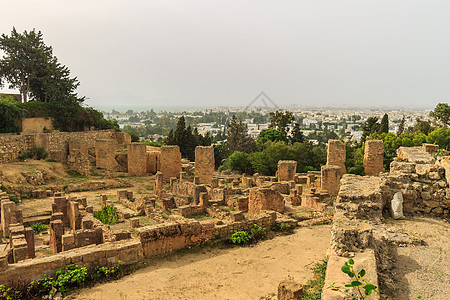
[127,143,147,175]
[364,140,384,176]
[248,187,284,215]
[278,280,303,300]
[95,139,117,170]
[195,146,215,184]
[277,160,297,182]
[321,165,344,196]
[327,139,346,171]
[160,146,182,179]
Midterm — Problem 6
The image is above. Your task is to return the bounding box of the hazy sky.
[1,0,449,109]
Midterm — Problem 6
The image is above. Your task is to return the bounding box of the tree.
[378,114,389,134]
[397,116,405,136]
[429,103,450,127]
[362,117,379,142]
[269,110,294,136]
[290,122,305,144]
[0,96,23,133]
[226,115,254,154]
[257,129,287,144]
[0,28,52,102]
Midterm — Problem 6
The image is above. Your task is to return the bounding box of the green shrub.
[18,147,48,160]
[230,231,252,245]
[230,224,266,246]
[93,205,119,225]
[30,222,48,234]
[0,96,23,133]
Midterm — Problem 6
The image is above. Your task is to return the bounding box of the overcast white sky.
[1,0,449,109]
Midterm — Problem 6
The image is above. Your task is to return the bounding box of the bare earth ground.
[71,225,331,300]
[386,217,449,300]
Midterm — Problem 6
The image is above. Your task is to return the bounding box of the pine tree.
[378,114,389,134]
[290,122,305,144]
[226,115,254,154]
[397,116,405,136]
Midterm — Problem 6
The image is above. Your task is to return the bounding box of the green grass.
[302,259,327,300]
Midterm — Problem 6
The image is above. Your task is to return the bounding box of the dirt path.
[72,225,331,300]
[387,217,449,300]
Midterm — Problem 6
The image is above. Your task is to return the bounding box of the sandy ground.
[71,225,331,300]
[387,217,450,300]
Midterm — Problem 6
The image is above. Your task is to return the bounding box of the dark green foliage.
[427,127,450,150]
[93,205,119,225]
[226,115,255,154]
[230,224,266,246]
[0,261,123,298]
[257,129,287,144]
[378,114,389,134]
[302,259,327,300]
[0,96,23,133]
[429,102,450,126]
[397,116,406,136]
[220,141,326,176]
[166,116,212,161]
[18,147,48,160]
[269,110,294,136]
[290,122,305,144]
[128,131,140,142]
[219,151,253,174]
[362,116,380,142]
[214,143,227,169]
[30,222,48,234]
[145,140,164,147]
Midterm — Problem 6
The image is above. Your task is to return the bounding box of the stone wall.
[20,118,54,134]
[0,239,142,287]
[0,134,35,164]
[248,187,284,215]
[364,140,384,176]
[95,139,117,170]
[195,146,215,184]
[160,146,182,179]
[0,130,116,164]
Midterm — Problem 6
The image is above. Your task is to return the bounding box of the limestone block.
[277,160,297,182]
[278,280,303,300]
[95,139,117,170]
[364,140,384,176]
[160,146,182,179]
[127,143,147,175]
[422,143,439,155]
[248,187,284,215]
[327,140,346,171]
[321,165,344,196]
[195,146,215,184]
[396,146,435,164]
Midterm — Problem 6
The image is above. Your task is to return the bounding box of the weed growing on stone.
[302,258,327,300]
[328,258,382,300]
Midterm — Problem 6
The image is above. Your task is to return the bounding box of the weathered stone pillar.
[199,192,209,209]
[277,161,297,182]
[1,201,14,237]
[211,178,219,188]
[364,140,384,176]
[68,201,81,232]
[195,146,215,184]
[321,165,343,196]
[160,146,182,179]
[95,139,116,170]
[127,142,147,175]
[154,171,163,196]
[52,196,68,224]
[50,220,64,253]
[24,227,35,258]
[327,139,346,172]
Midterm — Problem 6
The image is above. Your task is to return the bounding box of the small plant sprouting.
[328,258,382,300]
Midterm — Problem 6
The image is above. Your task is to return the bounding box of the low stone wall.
[0,134,35,164]
[20,118,54,134]
[0,239,143,287]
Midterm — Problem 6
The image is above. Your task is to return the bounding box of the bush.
[219,151,253,174]
[0,96,23,133]
[230,224,266,246]
[93,205,119,225]
[18,147,48,160]
[30,222,48,234]
[303,259,327,300]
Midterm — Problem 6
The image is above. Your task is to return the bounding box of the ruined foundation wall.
[0,239,142,287]
[0,134,35,164]
[127,143,147,175]
[327,139,346,171]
